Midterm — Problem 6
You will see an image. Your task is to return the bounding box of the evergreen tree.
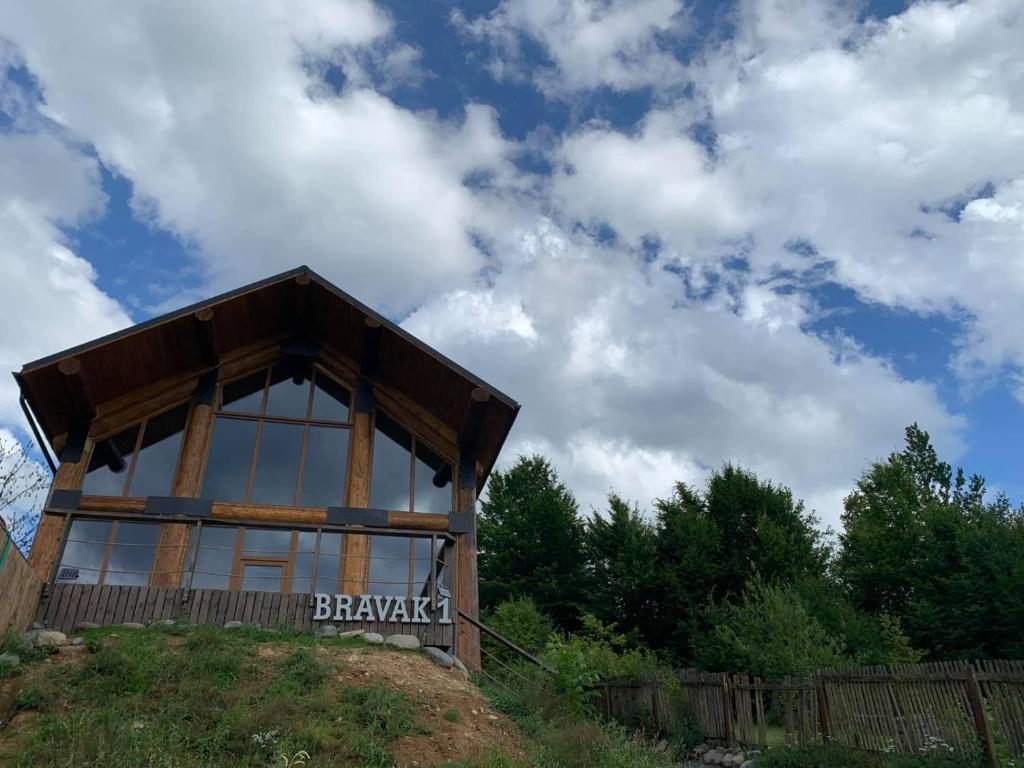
[478,455,589,630]
[584,494,660,643]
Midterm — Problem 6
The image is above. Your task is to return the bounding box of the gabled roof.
[15,266,519,490]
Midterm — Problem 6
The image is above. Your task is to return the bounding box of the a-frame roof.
[15,266,519,490]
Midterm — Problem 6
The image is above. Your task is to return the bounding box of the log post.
[722,674,734,748]
[966,665,996,768]
[29,437,92,582]
[813,673,830,742]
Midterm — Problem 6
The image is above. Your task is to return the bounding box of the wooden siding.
[0,529,43,634]
[36,584,454,647]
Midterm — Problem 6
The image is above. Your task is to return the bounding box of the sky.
[0,0,1022,529]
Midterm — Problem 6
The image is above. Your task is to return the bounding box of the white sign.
[313,593,452,625]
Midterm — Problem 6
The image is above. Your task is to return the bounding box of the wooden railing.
[0,523,43,634]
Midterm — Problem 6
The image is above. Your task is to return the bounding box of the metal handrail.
[457,608,553,673]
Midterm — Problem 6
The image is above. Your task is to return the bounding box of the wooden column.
[150,398,214,587]
[455,453,481,671]
[341,407,372,592]
[29,438,91,582]
[454,387,488,671]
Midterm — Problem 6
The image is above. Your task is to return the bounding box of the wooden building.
[15,266,519,669]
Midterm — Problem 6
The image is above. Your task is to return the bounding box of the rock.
[424,647,454,668]
[74,622,100,631]
[363,632,384,645]
[21,630,40,643]
[33,631,68,648]
[695,744,711,756]
[722,754,736,768]
[30,622,44,631]
[0,652,20,667]
[338,629,365,639]
[702,748,724,765]
[384,634,421,650]
[152,619,176,627]
[452,656,469,678]
[224,621,243,629]
[70,637,85,647]
[734,752,746,764]
[121,623,146,630]
[316,625,339,639]
[740,761,755,768]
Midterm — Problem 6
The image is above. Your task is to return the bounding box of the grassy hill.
[0,624,530,768]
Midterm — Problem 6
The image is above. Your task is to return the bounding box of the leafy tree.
[838,424,1024,659]
[478,455,590,630]
[0,433,49,553]
[584,494,660,643]
[694,577,847,677]
[652,465,829,662]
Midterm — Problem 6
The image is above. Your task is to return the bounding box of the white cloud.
[454,0,688,95]
[1,0,519,317]
[0,131,131,427]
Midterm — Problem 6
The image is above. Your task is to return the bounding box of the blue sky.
[1,0,1022,526]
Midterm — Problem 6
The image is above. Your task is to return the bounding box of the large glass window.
[201,364,352,506]
[370,411,453,514]
[366,535,441,598]
[56,519,160,586]
[82,403,190,497]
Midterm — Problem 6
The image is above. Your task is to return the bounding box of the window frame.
[369,407,456,514]
[83,400,193,499]
[200,363,356,507]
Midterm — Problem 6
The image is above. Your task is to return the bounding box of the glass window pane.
[57,520,111,585]
[311,372,350,422]
[188,526,238,589]
[370,412,412,511]
[411,537,434,598]
[300,426,350,508]
[367,535,410,597]
[315,532,343,594]
[250,422,304,505]
[243,564,282,592]
[266,362,312,419]
[202,418,258,502]
[105,522,159,586]
[82,426,139,496]
[242,528,292,557]
[220,371,266,414]
[414,441,452,514]
[293,531,317,594]
[128,404,189,498]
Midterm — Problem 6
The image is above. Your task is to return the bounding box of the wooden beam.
[360,316,383,377]
[454,447,481,671]
[58,357,95,422]
[29,438,92,581]
[458,387,490,451]
[341,409,373,593]
[193,308,219,367]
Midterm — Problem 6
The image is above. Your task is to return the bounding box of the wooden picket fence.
[0,525,43,635]
[595,662,1024,767]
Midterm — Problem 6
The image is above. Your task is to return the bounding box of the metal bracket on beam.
[194,369,219,406]
[326,507,389,527]
[49,489,82,512]
[144,496,213,518]
[448,512,473,534]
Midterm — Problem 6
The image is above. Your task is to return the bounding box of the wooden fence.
[595,662,1024,767]
[0,525,43,635]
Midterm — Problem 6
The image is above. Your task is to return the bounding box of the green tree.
[652,465,829,662]
[478,455,589,630]
[837,424,1024,659]
[695,577,846,677]
[584,494,660,643]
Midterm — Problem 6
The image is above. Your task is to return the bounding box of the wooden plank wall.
[0,528,43,634]
[36,584,454,647]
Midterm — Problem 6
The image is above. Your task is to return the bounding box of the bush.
[483,598,556,667]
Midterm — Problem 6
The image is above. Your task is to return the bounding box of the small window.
[56,519,160,586]
[83,404,189,498]
[242,564,283,592]
[186,525,239,590]
[370,411,453,513]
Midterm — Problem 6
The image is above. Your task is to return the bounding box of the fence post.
[722,674,733,747]
[813,673,830,742]
[965,664,996,768]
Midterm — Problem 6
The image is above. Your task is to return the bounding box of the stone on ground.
[0,652,20,667]
[121,622,146,630]
[223,621,243,629]
[452,656,469,678]
[702,748,724,765]
[338,629,365,639]
[33,630,68,647]
[74,622,100,631]
[363,632,384,645]
[385,634,421,650]
[70,637,85,647]
[316,625,339,638]
[424,647,454,668]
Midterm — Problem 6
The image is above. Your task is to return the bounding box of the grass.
[0,624,426,768]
